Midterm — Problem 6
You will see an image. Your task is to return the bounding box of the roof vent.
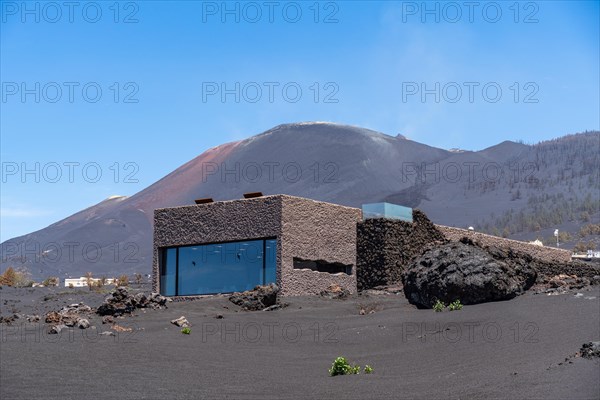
[195,198,214,204]
[243,192,263,199]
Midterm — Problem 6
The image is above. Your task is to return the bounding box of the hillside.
[1,123,598,280]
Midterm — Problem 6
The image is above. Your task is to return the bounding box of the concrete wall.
[436,225,572,264]
[153,195,360,296]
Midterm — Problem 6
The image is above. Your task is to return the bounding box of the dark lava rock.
[132,292,149,308]
[147,292,168,308]
[96,288,167,316]
[0,313,20,325]
[580,342,600,359]
[403,241,537,308]
[112,287,129,302]
[96,301,134,316]
[229,284,279,311]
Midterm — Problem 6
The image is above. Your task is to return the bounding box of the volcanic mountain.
[1,122,598,280]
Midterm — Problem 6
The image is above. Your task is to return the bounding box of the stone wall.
[436,225,572,264]
[356,210,446,290]
[279,196,361,296]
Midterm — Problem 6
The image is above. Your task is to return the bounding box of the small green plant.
[181,327,191,335]
[448,300,463,311]
[328,357,360,376]
[433,299,445,312]
[364,365,373,374]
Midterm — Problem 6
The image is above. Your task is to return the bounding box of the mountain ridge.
[1,123,598,280]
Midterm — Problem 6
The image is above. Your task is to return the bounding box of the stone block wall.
[436,225,572,264]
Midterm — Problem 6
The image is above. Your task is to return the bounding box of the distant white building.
[587,250,600,258]
[529,239,544,247]
[64,277,116,287]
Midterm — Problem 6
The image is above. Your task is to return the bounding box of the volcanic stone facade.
[356,209,446,290]
[153,195,361,296]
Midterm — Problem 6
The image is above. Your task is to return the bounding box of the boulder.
[45,311,62,324]
[0,313,20,325]
[97,289,167,316]
[170,316,191,328]
[96,302,132,316]
[580,342,600,359]
[76,318,91,329]
[112,287,129,302]
[319,284,350,299]
[548,274,590,290]
[27,315,40,323]
[403,241,536,308]
[148,293,168,308]
[229,284,279,311]
[60,303,92,314]
[61,314,79,327]
[48,324,67,334]
[132,292,149,308]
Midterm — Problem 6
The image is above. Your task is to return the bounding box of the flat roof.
[154,194,362,213]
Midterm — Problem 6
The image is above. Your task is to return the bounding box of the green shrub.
[181,327,191,335]
[448,300,463,311]
[328,357,360,376]
[433,299,445,312]
[364,365,373,374]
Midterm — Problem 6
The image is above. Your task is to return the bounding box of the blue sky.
[1,0,599,241]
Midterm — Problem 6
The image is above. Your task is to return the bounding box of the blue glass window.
[265,239,277,284]
[160,247,177,296]
[159,238,277,296]
[362,202,413,222]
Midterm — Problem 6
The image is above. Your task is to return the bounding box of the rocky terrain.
[1,284,598,400]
